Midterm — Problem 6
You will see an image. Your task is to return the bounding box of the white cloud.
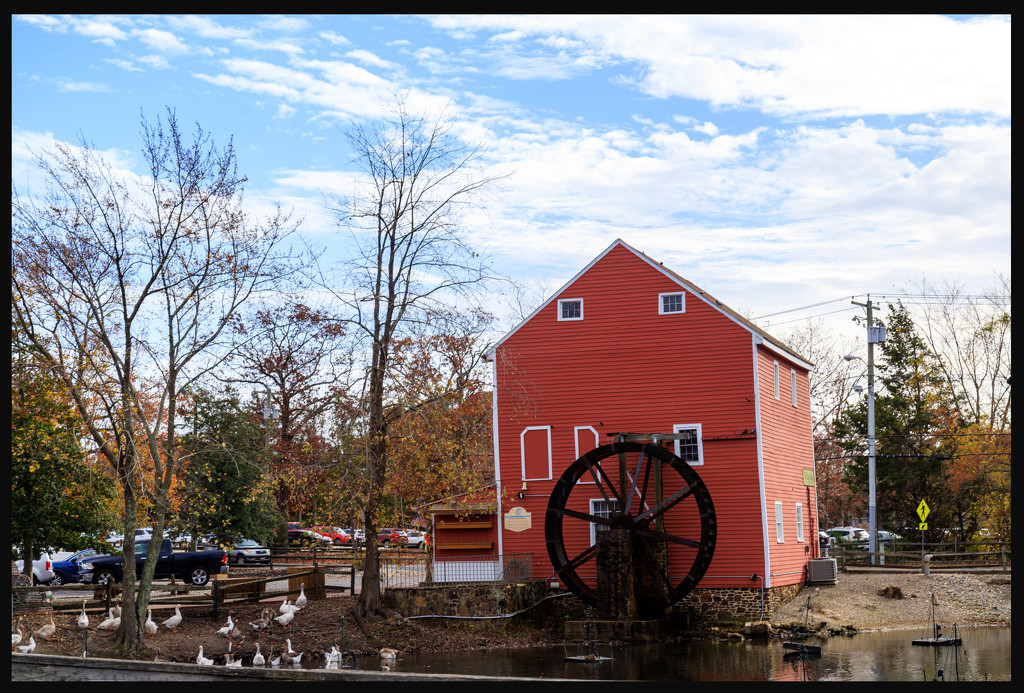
[134,28,188,55]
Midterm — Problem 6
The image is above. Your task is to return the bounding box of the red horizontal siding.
[494,244,792,587]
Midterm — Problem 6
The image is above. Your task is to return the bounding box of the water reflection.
[289,626,1009,681]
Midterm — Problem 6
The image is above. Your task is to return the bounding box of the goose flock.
[12,582,379,670]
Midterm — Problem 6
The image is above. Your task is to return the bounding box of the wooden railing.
[832,541,1010,572]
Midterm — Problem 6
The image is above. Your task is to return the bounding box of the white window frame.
[775,501,785,543]
[520,426,553,481]
[672,423,704,466]
[795,502,805,542]
[589,498,621,546]
[557,298,584,321]
[791,369,798,407]
[574,426,600,485]
[773,361,780,399]
[658,291,685,315]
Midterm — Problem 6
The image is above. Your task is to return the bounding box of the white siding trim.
[791,368,798,407]
[672,423,704,466]
[775,501,785,543]
[574,426,600,484]
[753,338,771,587]
[520,426,553,481]
[492,357,503,558]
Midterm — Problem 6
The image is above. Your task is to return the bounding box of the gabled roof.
[488,238,813,370]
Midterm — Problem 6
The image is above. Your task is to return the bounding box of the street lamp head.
[843,354,858,361]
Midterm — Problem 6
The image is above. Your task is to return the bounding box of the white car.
[229,539,271,565]
[404,530,426,548]
[14,551,55,585]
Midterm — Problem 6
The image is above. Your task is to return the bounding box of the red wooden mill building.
[429,239,823,620]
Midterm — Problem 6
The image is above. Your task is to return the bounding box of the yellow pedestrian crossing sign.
[916,499,930,522]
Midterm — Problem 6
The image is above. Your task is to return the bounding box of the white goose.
[12,618,24,649]
[285,638,303,664]
[379,647,398,660]
[196,645,215,666]
[269,646,282,667]
[77,601,90,629]
[216,612,235,637]
[294,583,307,610]
[278,598,292,615]
[274,608,295,629]
[16,635,36,654]
[144,608,158,639]
[161,605,182,632]
[96,609,120,631]
[252,642,265,667]
[224,641,243,667]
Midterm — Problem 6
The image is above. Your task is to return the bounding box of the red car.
[376,528,407,547]
[310,526,351,546]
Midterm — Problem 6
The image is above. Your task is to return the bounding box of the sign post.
[917,500,930,556]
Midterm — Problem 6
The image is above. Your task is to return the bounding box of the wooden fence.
[831,541,1011,572]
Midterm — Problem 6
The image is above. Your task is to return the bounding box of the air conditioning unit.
[807,558,837,584]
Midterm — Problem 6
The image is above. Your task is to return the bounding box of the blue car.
[48,548,101,586]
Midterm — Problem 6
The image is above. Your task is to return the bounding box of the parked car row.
[825,526,903,548]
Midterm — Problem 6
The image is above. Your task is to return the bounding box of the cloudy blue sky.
[11,14,1011,345]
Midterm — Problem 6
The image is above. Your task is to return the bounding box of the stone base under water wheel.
[564,617,669,642]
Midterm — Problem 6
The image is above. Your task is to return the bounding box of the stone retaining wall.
[385,579,801,627]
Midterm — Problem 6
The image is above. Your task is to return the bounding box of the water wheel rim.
[544,441,716,615]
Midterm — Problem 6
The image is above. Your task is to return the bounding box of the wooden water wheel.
[544,437,716,618]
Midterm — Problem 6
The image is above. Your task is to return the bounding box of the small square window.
[659,292,685,314]
[558,299,583,321]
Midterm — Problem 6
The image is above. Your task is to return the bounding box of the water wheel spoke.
[635,483,695,524]
[554,506,611,526]
[581,456,623,506]
[623,450,648,515]
[564,544,597,572]
[635,526,702,549]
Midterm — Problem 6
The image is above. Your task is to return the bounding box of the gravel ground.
[767,572,1011,632]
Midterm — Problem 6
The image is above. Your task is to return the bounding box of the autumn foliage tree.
[386,309,496,515]
[12,109,301,651]
[228,301,352,534]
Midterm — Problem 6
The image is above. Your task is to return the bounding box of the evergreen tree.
[174,387,282,546]
[834,302,948,539]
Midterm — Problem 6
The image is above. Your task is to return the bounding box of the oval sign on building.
[504,506,532,532]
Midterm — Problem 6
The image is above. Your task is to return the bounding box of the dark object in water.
[912,595,962,646]
[782,641,822,657]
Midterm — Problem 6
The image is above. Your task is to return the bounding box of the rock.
[745,621,776,637]
[877,586,904,599]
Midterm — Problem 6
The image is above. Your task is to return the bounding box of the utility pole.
[849,296,885,565]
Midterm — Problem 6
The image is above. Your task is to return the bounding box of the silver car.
[229,539,271,565]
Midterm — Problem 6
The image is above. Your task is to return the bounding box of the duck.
[144,608,158,639]
[274,609,295,629]
[227,619,243,641]
[77,601,89,629]
[161,605,182,632]
[294,583,307,610]
[196,645,214,666]
[252,642,265,667]
[217,612,236,637]
[12,619,24,649]
[16,635,36,654]
[34,613,57,640]
[249,608,271,631]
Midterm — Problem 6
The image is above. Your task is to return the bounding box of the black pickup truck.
[79,538,228,586]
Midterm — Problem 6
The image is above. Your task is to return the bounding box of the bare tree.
[318,94,505,619]
[12,109,302,651]
[906,275,1011,430]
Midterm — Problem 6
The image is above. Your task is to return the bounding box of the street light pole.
[848,296,885,566]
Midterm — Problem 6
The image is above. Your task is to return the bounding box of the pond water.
[313,626,1010,681]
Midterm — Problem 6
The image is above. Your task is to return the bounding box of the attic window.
[558,299,583,321]
[659,292,685,314]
